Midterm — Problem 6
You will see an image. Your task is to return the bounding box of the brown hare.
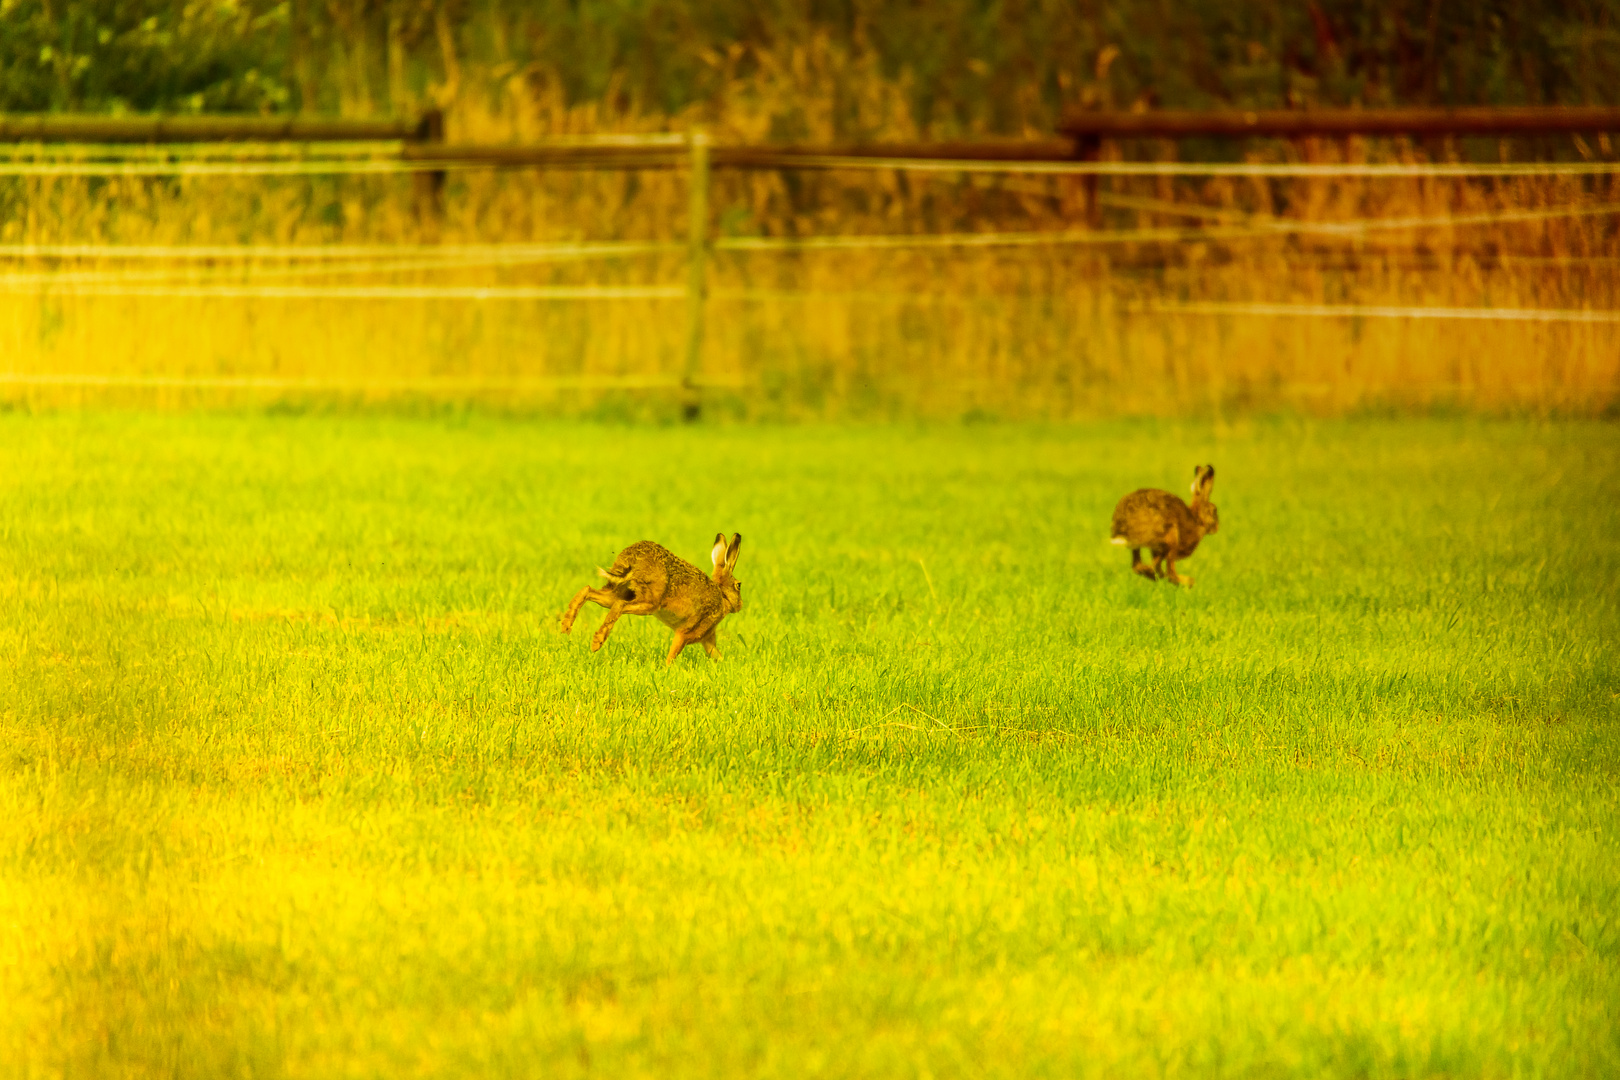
[560,533,743,664]
[1110,465,1219,587]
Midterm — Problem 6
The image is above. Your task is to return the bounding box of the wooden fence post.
[1073,134,1102,228]
[413,108,446,232]
[682,128,711,421]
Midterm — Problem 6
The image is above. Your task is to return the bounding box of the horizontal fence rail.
[0,283,684,300]
[0,115,430,142]
[0,372,750,390]
[700,158,1620,177]
[396,138,1080,170]
[1059,105,1620,139]
[3,283,1608,323]
[0,241,683,261]
[1145,302,1620,323]
[9,107,1620,146]
[6,154,1620,178]
[3,200,1616,270]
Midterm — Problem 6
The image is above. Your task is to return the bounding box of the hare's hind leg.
[1148,526,1179,582]
[1129,547,1156,580]
[591,595,659,652]
[561,586,614,633]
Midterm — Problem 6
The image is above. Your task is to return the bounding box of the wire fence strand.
[729,156,1620,177]
[4,154,1620,178]
[1147,301,1620,323]
[0,282,683,300]
[3,199,1614,286]
[0,241,682,261]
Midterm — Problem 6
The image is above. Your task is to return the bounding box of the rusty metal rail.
[6,107,1617,167]
[396,138,1078,169]
[7,106,1619,150]
[1058,106,1620,140]
[0,115,429,142]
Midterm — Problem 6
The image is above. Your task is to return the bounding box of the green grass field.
[1,411,1616,1079]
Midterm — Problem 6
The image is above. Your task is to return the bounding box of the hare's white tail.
[1109,536,1128,545]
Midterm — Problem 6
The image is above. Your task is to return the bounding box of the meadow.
[1,409,1616,1078]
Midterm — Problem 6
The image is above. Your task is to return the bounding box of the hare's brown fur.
[1110,465,1219,587]
[559,534,742,664]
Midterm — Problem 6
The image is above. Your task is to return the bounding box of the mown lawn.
[1,411,1616,1079]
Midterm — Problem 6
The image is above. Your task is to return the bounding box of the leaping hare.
[1110,465,1219,587]
[560,533,743,664]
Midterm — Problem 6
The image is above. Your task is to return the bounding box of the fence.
[3,109,1619,417]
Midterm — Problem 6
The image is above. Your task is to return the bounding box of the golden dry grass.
[1,84,1617,418]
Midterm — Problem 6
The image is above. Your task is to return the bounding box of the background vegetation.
[3,0,1620,128]
[4,163,1617,419]
[2,2,1617,416]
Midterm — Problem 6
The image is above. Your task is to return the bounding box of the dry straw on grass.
[1,73,1616,418]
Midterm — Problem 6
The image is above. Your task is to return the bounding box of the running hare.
[1110,465,1219,587]
[560,533,743,664]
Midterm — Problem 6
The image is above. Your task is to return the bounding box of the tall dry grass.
[1,66,1617,418]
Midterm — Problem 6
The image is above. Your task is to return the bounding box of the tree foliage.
[0,0,290,112]
[1,0,1617,130]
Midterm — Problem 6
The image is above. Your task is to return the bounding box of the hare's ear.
[710,532,728,570]
[724,533,742,572]
[1193,464,1216,498]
